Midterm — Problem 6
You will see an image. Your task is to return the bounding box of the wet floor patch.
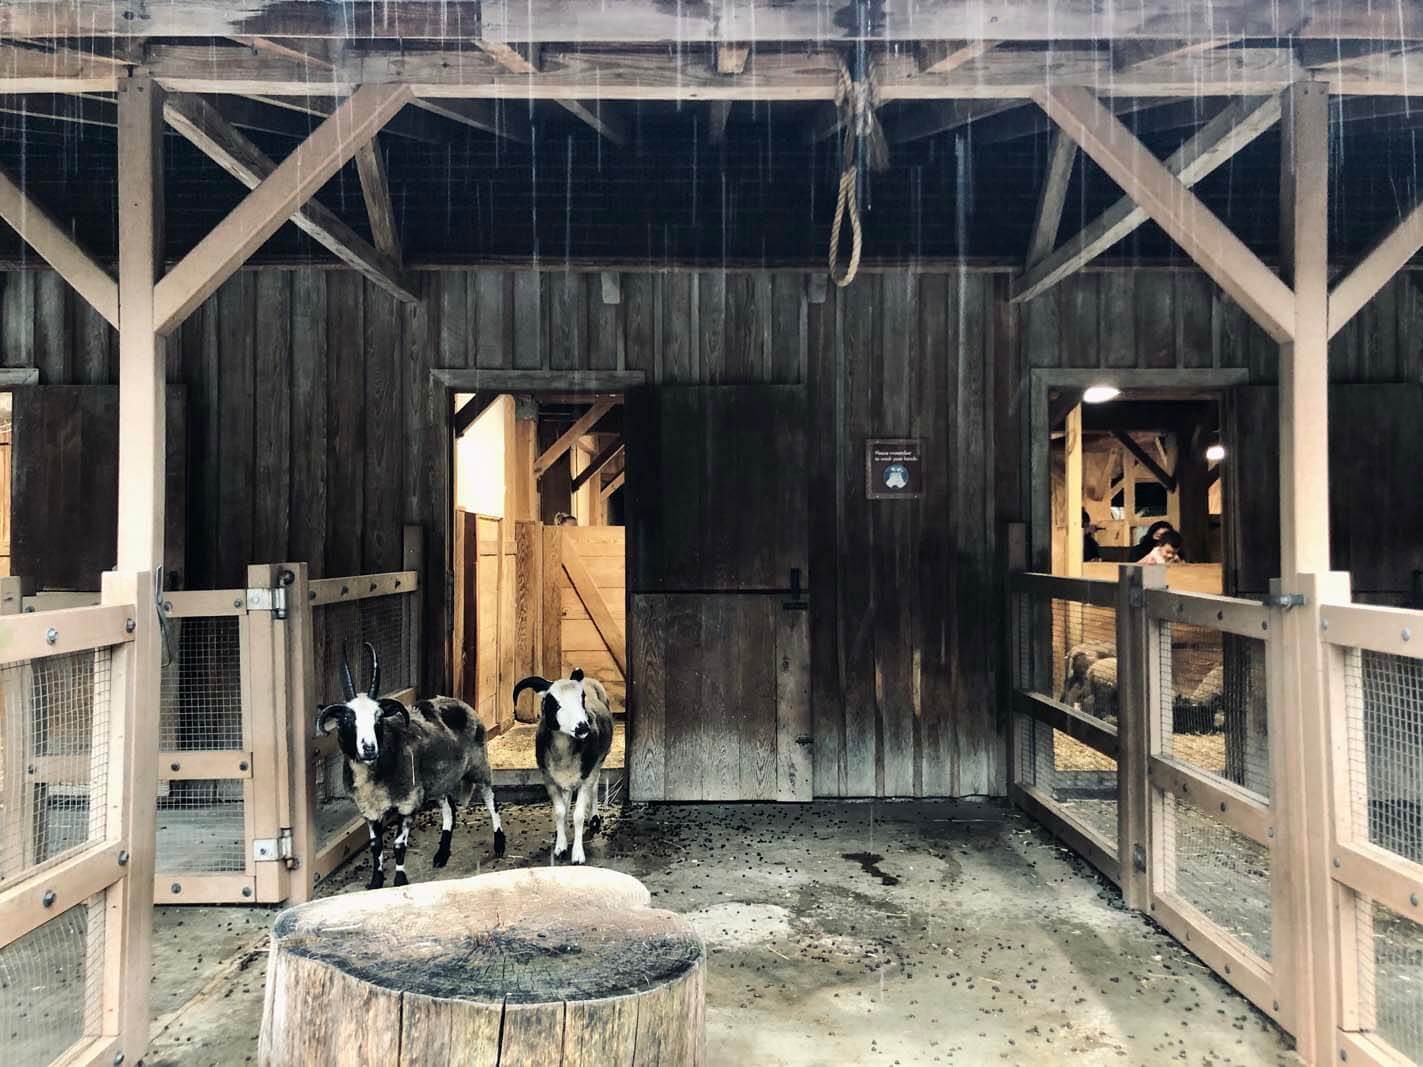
[842,850,900,886]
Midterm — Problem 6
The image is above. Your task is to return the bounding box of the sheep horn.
[365,641,381,697]
[317,705,345,734]
[339,647,357,702]
[512,675,552,712]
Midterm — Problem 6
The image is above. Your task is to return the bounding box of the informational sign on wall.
[866,438,923,499]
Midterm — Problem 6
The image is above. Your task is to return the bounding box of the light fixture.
[1205,433,1226,462]
[1082,384,1120,404]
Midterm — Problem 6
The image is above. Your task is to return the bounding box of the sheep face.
[543,677,592,740]
[316,641,408,763]
[319,695,410,763]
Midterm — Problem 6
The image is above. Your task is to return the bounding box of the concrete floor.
[142,800,1299,1066]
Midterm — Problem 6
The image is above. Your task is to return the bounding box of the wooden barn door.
[625,385,811,802]
[10,385,186,591]
[1224,383,1423,601]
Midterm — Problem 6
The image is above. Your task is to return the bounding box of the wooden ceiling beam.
[0,159,117,324]
[474,38,628,144]
[919,40,1000,76]
[1113,431,1177,492]
[1328,199,1423,338]
[354,138,400,266]
[242,94,445,143]
[534,399,616,478]
[164,92,416,305]
[155,83,414,333]
[600,471,626,499]
[973,97,1203,145]
[1016,93,1284,315]
[1113,38,1240,72]
[8,1,1423,41]
[454,393,500,438]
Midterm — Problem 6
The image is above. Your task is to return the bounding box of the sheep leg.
[366,819,386,890]
[432,798,454,869]
[586,770,603,836]
[548,784,570,861]
[481,784,506,858]
[392,816,413,887]
[570,782,592,865]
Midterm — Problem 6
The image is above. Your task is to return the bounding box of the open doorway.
[1050,388,1225,594]
[450,392,627,787]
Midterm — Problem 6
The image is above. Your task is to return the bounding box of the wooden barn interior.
[0,2,1422,1064]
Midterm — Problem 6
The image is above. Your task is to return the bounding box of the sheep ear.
[377,699,410,730]
[569,667,584,683]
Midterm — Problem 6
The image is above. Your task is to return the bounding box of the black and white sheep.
[512,668,614,865]
[318,643,505,889]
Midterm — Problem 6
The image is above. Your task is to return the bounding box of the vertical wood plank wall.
[3,266,1421,797]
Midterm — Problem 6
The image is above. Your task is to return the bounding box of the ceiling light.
[1082,384,1120,404]
[1206,442,1227,462]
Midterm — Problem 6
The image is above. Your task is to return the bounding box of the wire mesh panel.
[0,894,106,1065]
[1157,623,1270,798]
[153,610,249,885]
[159,617,244,751]
[1019,595,1119,725]
[0,650,112,879]
[1018,716,1119,848]
[1346,650,1423,866]
[1163,797,1273,962]
[1357,898,1423,1062]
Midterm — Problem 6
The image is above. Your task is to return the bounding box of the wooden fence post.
[1115,563,1163,912]
[541,525,563,681]
[246,564,290,903]
[283,562,317,904]
[404,525,423,697]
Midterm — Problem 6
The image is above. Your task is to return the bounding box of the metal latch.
[1260,592,1306,610]
[245,586,288,615]
[783,567,809,611]
[253,837,278,862]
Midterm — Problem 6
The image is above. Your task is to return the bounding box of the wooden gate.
[624,385,812,802]
[0,573,159,1067]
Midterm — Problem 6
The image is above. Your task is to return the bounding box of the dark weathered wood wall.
[3,265,1420,797]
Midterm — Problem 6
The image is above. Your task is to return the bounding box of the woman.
[1129,520,1175,562]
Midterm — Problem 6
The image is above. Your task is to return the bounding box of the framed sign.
[866,438,923,499]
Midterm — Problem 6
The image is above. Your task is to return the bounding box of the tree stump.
[258,867,705,1066]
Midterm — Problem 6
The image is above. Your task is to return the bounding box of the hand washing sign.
[866,438,922,499]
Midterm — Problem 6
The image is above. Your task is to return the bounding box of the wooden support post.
[354,137,401,265]
[540,526,562,681]
[1065,403,1084,577]
[100,569,159,1063]
[1115,563,1162,911]
[1033,85,1294,341]
[403,525,423,698]
[116,69,165,574]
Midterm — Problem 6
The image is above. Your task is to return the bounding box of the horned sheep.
[318,643,505,889]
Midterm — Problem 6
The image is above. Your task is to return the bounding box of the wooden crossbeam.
[1112,38,1240,72]
[6,1,1421,42]
[354,138,401,265]
[570,439,624,494]
[1013,94,1281,304]
[1113,431,1177,492]
[600,471,626,499]
[243,93,443,143]
[229,36,335,70]
[1031,86,1294,341]
[533,399,616,478]
[453,392,500,438]
[1328,200,1423,338]
[0,159,117,325]
[973,96,1201,145]
[411,97,532,142]
[162,92,416,306]
[717,45,751,76]
[155,82,413,334]
[475,39,629,144]
[1025,128,1076,268]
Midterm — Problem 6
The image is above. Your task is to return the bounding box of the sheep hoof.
[587,815,603,836]
[432,848,450,869]
[570,847,586,865]
[393,871,409,887]
[367,873,385,891]
[553,846,568,862]
[493,829,507,858]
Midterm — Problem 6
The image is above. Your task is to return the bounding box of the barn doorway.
[450,391,628,788]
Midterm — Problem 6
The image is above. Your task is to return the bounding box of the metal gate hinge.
[253,837,278,862]
[255,828,296,866]
[1260,592,1306,610]
[245,586,288,615]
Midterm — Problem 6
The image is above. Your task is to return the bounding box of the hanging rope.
[828,55,888,288]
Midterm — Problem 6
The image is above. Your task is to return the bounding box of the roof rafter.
[474,39,629,144]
